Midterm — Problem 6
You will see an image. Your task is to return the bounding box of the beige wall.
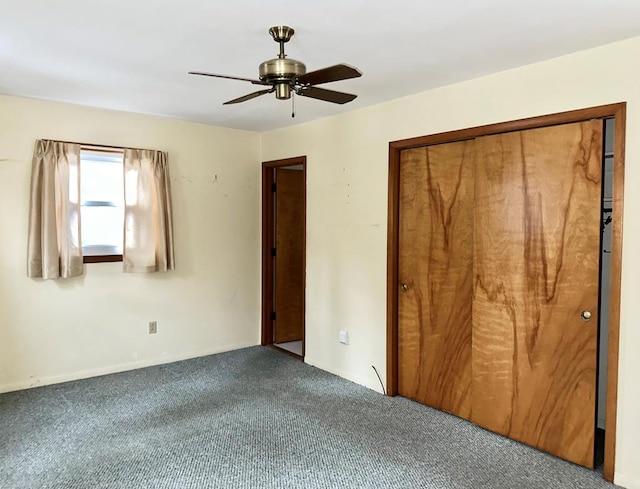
[2,34,639,488]
[261,36,640,487]
[0,95,261,392]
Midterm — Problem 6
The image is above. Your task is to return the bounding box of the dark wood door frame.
[386,103,626,482]
[261,156,307,359]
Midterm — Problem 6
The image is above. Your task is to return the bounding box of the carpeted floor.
[0,346,617,489]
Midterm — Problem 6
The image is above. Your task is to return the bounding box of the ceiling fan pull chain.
[292,90,296,118]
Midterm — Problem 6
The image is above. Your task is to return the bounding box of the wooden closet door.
[472,121,603,468]
[274,168,304,343]
[398,141,474,419]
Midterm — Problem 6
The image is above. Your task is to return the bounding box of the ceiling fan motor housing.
[259,58,306,99]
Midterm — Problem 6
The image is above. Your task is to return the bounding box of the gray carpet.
[0,346,616,489]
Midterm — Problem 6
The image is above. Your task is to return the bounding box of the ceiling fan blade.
[189,71,268,86]
[296,86,357,104]
[296,64,362,86]
[223,89,274,105]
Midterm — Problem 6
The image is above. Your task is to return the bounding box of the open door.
[261,157,306,359]
[274,168,305,344]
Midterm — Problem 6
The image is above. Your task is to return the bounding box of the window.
[80,148,124,263]
[28,139,174,277]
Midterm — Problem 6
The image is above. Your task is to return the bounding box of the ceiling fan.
[189,26,362,106]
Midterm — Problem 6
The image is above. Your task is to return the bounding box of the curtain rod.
[42,139,160,153]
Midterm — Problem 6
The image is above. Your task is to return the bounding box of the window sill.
[83,255,123,264]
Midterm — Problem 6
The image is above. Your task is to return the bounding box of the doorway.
[261,156,306,359]
[595,116,615,469]
[386,104,625,483]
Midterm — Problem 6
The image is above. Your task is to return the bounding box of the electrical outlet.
[148,321,157,334]
[338,330,349,345]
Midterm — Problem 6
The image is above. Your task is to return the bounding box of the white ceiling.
[2,0,640,132]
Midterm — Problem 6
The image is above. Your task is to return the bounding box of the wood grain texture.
[398,141,474,419]
[387,143,401,396]
[472,121,603,468]
[604,106,626,482]
[274,168,305,343]
[388,104,625,481]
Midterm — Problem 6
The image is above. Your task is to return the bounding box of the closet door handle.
[580,310,592,321]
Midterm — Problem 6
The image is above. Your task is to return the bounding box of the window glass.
[80,150,124,256]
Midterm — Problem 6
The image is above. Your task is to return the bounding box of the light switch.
[338,330,349,345]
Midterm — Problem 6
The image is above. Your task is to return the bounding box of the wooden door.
[472,121,603,468]
[398,140,474,419]
[274,168,305,344]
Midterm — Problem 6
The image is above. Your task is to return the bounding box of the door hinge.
[270,312,276,321]
[271,183,277,192]
[271,247,276,257]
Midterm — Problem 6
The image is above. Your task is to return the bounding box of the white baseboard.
[614,472,638,489]
[0,341,257,394]
[305,357,385,394]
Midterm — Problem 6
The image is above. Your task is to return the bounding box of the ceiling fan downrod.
[268,26,294,59]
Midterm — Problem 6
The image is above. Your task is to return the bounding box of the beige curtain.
[123,149,175,273]
[27,140,83,279]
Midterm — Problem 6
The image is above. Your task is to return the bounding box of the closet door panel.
[472,121,603,468]
[398,141,474,419]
